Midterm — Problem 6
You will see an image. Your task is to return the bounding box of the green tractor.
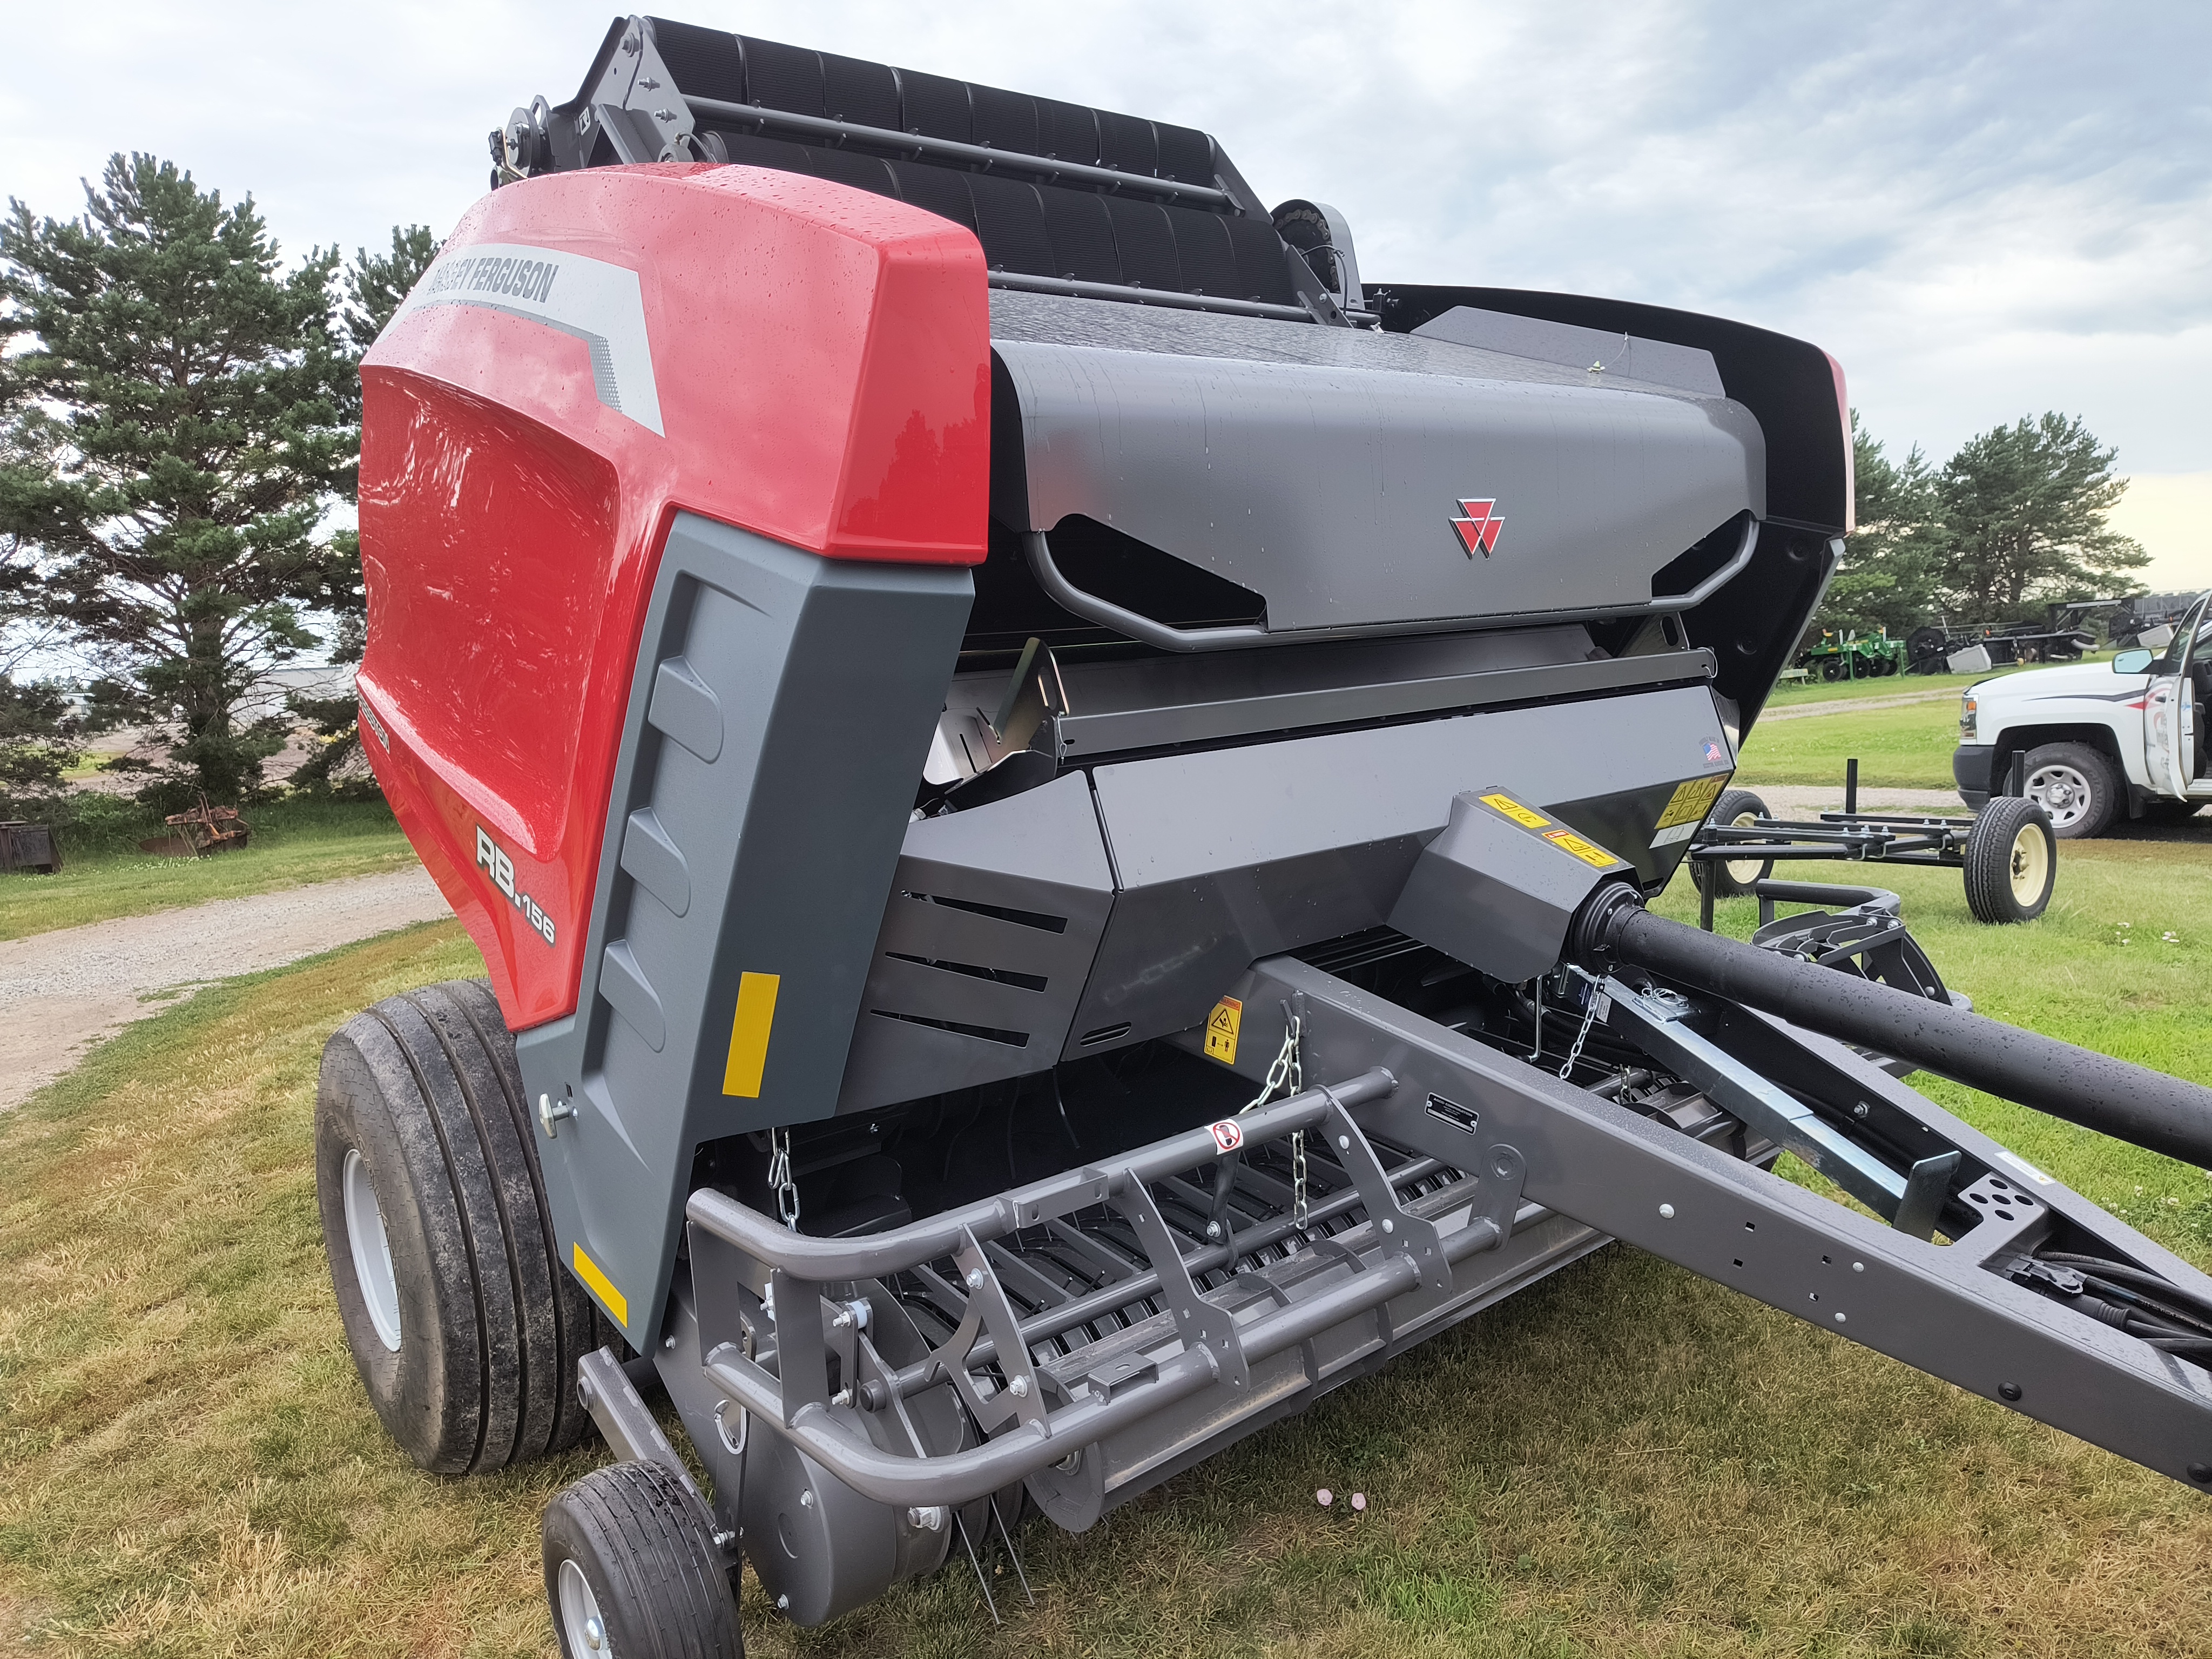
[1798,626,1909,681]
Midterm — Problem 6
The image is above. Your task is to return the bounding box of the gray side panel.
[1073,686,1730,1049]
[1412,305,1725,396]
[520,514,971,1344]
[995,339,1764,631]
[836,772,1116,1113]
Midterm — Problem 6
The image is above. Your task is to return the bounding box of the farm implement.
[319,17,2212,1654]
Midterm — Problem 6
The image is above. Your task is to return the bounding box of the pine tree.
[0,153,356,804]
[1824,411,1945,636]
[0,324,82,813]
[342,224,440,358]
[285,224,439,798]
[1937,413,2148,618]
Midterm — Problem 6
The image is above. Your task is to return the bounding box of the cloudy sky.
[7,1,2208,583]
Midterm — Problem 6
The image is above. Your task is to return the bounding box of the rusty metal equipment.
[138,794,251,859]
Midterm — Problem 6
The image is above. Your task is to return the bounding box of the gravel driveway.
[1739,784,1966,815]
[0,866,452,1111]
[1758,690,1958,721]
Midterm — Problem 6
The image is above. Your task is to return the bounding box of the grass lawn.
[1737,695,1966,789]
[5,827,2212,1656]
[1738,658,2128,791]
[1761,658,2101,710]
[0,798,419,942]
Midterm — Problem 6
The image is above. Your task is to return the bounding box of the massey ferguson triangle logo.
[1451,498,1503,558]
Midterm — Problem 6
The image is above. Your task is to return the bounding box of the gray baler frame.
[580,927,2212,1625]
[429,22,2212,1643]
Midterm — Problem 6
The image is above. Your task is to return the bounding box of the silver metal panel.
[1091,685,1727,888]
[995,338,1764,632]
[1413,305,1725,396]
[837,773,1118,1112]
[1057,646,1714,758]
[860,955,1051,1036]
[874,894,1074,981]
[1071,685,1731,1048]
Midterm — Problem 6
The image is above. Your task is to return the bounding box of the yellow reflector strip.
[721,971,780,1098]
[571,1242,628,1327]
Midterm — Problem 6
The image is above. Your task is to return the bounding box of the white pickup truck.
[1954,590,2212,837]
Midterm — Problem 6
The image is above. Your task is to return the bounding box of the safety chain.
[1242,1012,1310,1230]
[1557,965,1604,1081]
[767,1125,801,1231]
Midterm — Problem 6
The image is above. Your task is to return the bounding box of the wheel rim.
[2008,822,2050,906]
[558,1557,612,1656]
[341,1149,402,1352]
[2024,764,2093,831]
[1724,810,1766,887]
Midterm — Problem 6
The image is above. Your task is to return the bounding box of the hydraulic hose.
[1573,883,2212,1170]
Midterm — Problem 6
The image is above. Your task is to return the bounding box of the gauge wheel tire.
[1820,658,1845,682]
[544,1461,743,1659]
[315,979,609,1475]
[1690,788,1774,899]
[2019,741,2119,840]
[1964,797,2057,924]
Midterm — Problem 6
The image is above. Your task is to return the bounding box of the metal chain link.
[1557,965,1604,1081]
[768,1125,800,1231]
[1242,1013,1309,1230]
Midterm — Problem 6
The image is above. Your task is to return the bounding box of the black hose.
[1576,884,2212,1170]
[2041,1252,2212,1316]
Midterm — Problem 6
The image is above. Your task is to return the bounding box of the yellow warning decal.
[572,1242,629,1327]
[1478,791,1550,830]
[1654,773,1730,832]
[1204,996,1243,1065]
[1543,827,1623,870]
[721,971,780,1098]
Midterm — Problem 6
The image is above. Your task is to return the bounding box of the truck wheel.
[1690,789,1773,899]
[316,980,605,1475]
[2020,741,2117,839]
[1965,798,2056,923]
[543,1462,743,1659]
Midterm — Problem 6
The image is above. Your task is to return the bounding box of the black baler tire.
[1965,797,2056,924]
[316,979,603,1474]
[543,1462,743,1659]
[2020,740,2119,840]
[1690,788,1774,899]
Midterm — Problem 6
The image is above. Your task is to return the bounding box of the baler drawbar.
[314,15,2212,1654]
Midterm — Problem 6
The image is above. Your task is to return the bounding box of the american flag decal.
[1451,498,1503,557]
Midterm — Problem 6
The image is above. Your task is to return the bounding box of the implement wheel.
[1965,797,2056,924]
[316,980,607,1474]
[1690,789,1774,899]
[543,1461,743,1659]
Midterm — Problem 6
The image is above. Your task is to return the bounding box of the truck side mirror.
[2114,648,2155,674]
